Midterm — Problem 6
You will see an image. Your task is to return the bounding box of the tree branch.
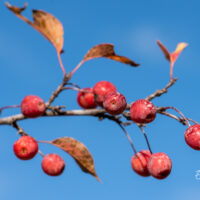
[0,106,193,126]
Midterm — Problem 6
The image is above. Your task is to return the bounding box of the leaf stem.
[57,52,66,76]
[70,60,85,76]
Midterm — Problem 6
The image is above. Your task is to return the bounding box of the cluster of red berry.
[14,79,200,179]
[77,81,172,179]
[76,80,200,179]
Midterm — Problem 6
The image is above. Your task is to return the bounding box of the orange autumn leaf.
[6,2,64,53]
[84,43,139,67]
[157,40,188,79]
[170,42,188,66]
[51,137,100,181]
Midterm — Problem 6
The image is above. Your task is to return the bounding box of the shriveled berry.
[147,152,172,179]
[93,81,117,107]
[184,124,200,150]
[42,153,65,176]
[77,88,97,109]
[130,99,156,123]
[21,95,46,118]
[13,136,38,160]
[103,92,127,115]
[131,150,151,177]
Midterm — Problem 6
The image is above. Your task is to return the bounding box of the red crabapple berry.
[42,153,65,176]
[131,150,152,177]
[93,81,117,107]
[13,136,38,160]
[184,124,200,150]
[130,99,156,124]
[21,95,46,118]
[103,92,127,115]
[77,88,97,109]
[147,152,172,179]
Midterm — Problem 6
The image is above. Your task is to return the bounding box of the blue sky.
[1,0,200,199]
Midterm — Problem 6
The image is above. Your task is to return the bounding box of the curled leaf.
[51,137,100,181]
[157,40,170,61]
[6,2,64,53]
[84,43,139,66]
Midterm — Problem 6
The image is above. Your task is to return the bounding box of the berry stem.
[0,105,20,113]
[138,125,153,154]
[118,123,137,154]
[62,86,81,91]
[12,122,28,136]
[164,106,190,126]
[187,118,199,124]
[67,82,81,89]
[63,87,92,93]
[38,150,45,157]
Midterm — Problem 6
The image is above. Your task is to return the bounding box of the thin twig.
[126,78,177,110]
[163,106,190,126]
[146,78,177,101]
[45,74,71,108]
[157,108,187,125]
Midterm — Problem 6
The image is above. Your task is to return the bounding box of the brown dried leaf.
[6,2,64,53]
[51,137,100,181]
[32,10,64,53]
[157,40,170,61]
[84,44,139,66]
[6,2,27,14]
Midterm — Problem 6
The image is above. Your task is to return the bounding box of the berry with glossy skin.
[130,99,156,124]
[93,81,117,106]
[13,136,38,160]
[103,92,127,115]
[147,152,172,179]
[77,88,97,109]
[42,153,65,176]
[184,124,200,150]
[21,95,46,118]
[131,150,152,177]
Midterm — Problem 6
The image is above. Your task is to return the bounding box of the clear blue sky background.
[1,0,200,199]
